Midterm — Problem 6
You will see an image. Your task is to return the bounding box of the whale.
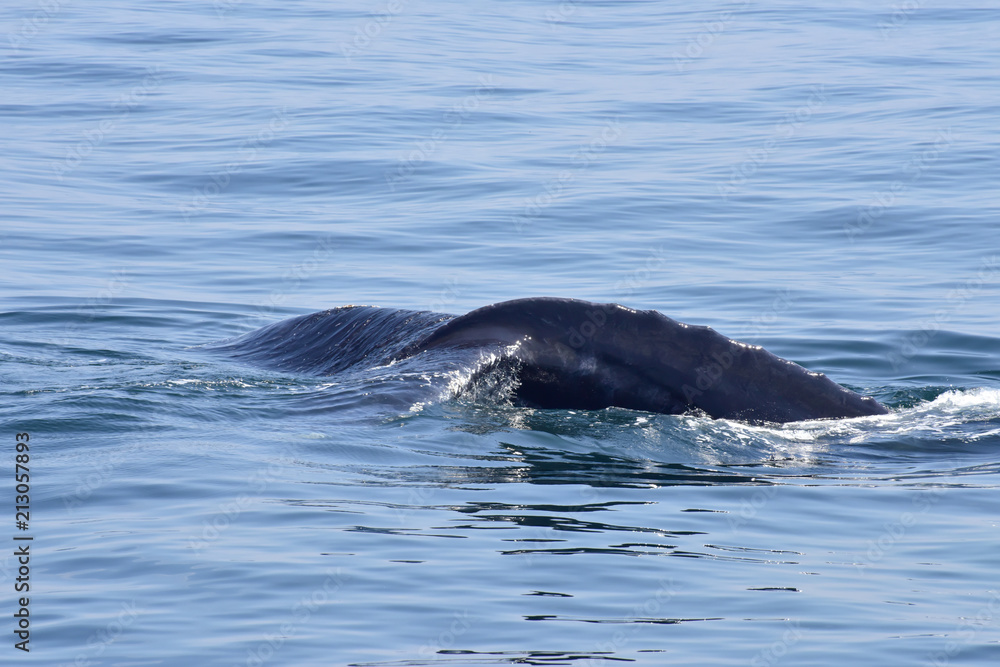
[211,297,888,425]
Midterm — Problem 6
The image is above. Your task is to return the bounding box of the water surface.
[2,1,999,665]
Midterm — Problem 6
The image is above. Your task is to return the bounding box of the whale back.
[211,297,887,424]
[406,297,887,424]
[210,306,450,375]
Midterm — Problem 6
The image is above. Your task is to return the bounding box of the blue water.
[2,1,1000,664]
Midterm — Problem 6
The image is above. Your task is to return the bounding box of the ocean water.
[2,1,1000,664]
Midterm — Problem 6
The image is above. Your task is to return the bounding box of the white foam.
[920,387,1000,416]
[651,387,1000,462]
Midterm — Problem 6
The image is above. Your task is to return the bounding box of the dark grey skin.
[402,297,888,424]
[211,297,887,424]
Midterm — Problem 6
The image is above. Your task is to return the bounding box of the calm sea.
[2,1,999,665]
